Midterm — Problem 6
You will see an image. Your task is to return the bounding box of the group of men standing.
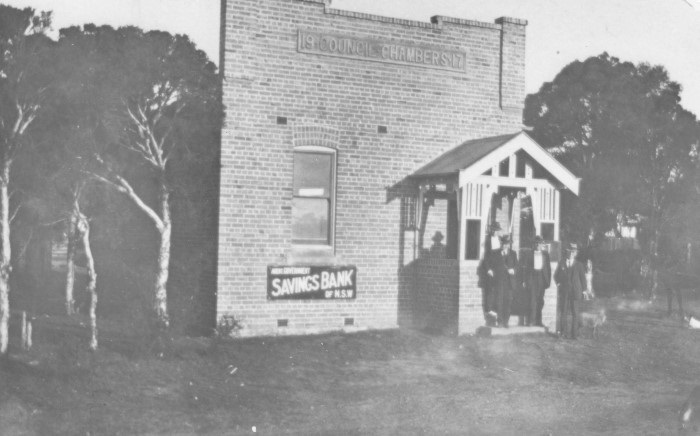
[478,225,589,339]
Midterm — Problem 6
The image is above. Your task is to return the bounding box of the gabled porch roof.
[409,131,580,195]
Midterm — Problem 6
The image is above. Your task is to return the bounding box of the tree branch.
[126,101,164,168]
[160,104,185,165]
[9,204,21,224]
[136,103,165,167]
[17,228,33,264]
[86,170,164,231]
[126,104,156,153]
[113,174,164,231]
[125,103,149,134]
[116,139,159,168]
[146,127,164,167]
[83,171,127,194]
[10,102,24,140]
[40,217,68,227]
[17,108,37,136]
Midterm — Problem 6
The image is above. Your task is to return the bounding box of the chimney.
[495,17,528,115]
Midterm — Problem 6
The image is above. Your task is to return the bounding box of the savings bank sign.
[267,266,357,300]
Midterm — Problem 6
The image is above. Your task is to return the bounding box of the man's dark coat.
[484,248,518,325]
[523,249,552,325]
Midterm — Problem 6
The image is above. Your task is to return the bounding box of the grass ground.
[1,295,699,435]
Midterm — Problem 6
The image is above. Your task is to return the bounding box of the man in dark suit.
[657,239,693,324]
[555,243,587,339]
[525,236,551,327]
[484,235,518,328]
[478,223,503,326]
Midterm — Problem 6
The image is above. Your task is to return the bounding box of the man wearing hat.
[487,222,503,253]
[554,242,587,339]
[482,233,519,328]
[478,223,504,325]
[429,231,446,258]
[524,236,551,327]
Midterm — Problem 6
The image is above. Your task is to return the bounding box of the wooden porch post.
[458,186,466,261]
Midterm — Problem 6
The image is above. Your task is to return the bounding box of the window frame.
[464,219,481,260]
[291,146,337,247]
[540,222,555,242]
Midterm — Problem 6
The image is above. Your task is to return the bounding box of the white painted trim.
[459,187,466,261]
[294,145,335,153]
[464,183,485,218]
[527,186,540,235]
[554,190,561,241]
[508,153,517,178]
[292,146,337,247]
[472,175,556,190]
[458,132,580,195]
[417,187,424,232]
[480,184,496,259]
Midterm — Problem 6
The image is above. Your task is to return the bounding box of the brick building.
[218,0,579,337]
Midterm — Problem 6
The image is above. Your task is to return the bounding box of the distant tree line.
[0,4,222,354]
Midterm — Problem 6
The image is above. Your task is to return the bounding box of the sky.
[3,0,700,115]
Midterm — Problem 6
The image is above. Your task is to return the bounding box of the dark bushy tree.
[524,53,700,293]
[0,4,52,354]
[54,24,222,335]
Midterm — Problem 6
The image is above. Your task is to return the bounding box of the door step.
[476,325,547,337]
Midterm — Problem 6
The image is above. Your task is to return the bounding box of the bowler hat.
[568,242,579,251]
[499,234,512,244]
[534,235,544,244]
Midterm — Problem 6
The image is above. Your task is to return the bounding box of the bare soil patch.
[2,296,699,435]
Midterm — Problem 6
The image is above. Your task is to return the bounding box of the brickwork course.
[218,0,537,337]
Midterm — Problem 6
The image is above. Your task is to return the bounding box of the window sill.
[286,245,338,265]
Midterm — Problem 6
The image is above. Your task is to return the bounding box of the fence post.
[20,311,32,351]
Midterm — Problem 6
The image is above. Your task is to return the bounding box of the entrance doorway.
[488,187,535,254]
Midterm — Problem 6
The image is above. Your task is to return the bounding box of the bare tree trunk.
[154,185,171,331]
[90,171,172,334]
[20,310,31,351]
[77,213,98,350]
[64,210,78,315]
[0,164,11,355]
[649,228,661,300]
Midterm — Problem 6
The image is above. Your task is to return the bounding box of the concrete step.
[476,325,547,337]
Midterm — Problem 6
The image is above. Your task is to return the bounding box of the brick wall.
[412,258,459,334]
[495,17,527,114]
[219,0,527,336]
[458,260,482,334]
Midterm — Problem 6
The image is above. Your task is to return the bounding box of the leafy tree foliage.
[524,53,700,292]
[50,24,222,335]
[0,12,222,350]
[524,54,698,233]
[0,4,53,354]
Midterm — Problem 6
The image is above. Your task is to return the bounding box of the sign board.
[267,265,357,300]
[298,29,466,72]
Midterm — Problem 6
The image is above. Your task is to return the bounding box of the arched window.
[292,146,336,245]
